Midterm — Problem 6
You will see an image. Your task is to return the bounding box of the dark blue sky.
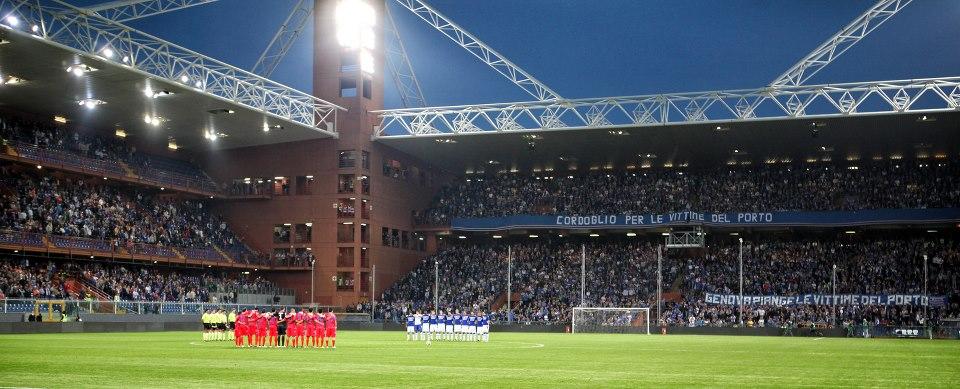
[76,0,960,108]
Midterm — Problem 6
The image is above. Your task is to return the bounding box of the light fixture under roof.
[77,99,105,109]
[522,134,542,140]
[487,160,501,165]
[144,86,174,98]
[115,128,127,138]
[1,75,26,85]
[66,64,96,77]
[435,138,457,144]
[207,108,235,115]
[640,153,657,159]
[167,138,178,150]
[4,15,19,27]
[143,114,165,127]
[53,115,68,124]
[917,115,936,122]
[608,130,630,136]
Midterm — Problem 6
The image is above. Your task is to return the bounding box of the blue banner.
[704,293,947,307]
[450,208,960,231]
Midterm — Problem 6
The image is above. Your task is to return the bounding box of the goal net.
[572,307,651,334]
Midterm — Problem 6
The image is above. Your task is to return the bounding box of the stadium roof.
[378,111,960,173]
[0,11,339,151]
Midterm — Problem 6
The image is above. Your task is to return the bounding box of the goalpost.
[571,307,651,334]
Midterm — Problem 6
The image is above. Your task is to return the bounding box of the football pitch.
[0,331,957,388]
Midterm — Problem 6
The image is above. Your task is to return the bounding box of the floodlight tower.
[305,0,441,308]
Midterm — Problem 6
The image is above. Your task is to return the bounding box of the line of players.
[406,309,490,343]
[202,308,337,349]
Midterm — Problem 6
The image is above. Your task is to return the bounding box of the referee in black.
[277,307,287,347]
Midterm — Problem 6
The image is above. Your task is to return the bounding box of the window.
[381,227,389,246]
[273,177,290,196]
[337,222,355,243]
[338,174,355,193]
[295,175,314,195]
[391,229,400,248]
[382,158,406,180]
[336,271,355,291]
[360,247,369,268]
[360,223,370,244]
[401,231,409,249]
[273,225,291,243]
[361,150,370,170]
[340,54,358,73]
[362,76,372,99]
[338,150,357,168]
[294,223,312,243]
[360,199,370,219]
[360,175,370,195]
[340,77,357,97]
[337,198,356,218]
[337,247,354,268]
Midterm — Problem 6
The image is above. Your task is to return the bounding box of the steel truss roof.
[1,0,343,136]
[373,77,960,138]
[84,0,219,23]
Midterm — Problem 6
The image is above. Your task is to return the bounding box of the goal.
[571,307,651,334]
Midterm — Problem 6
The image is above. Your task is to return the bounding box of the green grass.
[0,331,957,388]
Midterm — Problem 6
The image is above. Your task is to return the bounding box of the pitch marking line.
[812,337,824,341]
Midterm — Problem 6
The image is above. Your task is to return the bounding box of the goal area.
[571,307,651,334]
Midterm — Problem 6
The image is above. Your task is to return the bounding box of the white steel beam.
[373,77,960,137]
[392,0,561,101]
[84,0,219,23]
[384,3,425,108]
[770,0,912,87]
[2,0,343,134]
[251,0,312,78]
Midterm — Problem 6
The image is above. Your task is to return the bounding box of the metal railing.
[2,298,344,316]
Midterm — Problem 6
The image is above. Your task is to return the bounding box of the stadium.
[0,0,958,387]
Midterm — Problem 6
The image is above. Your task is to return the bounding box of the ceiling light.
[180,74,189,83]
[1,75,26,85]
[31,24,39,33]
[53,115,67,124]
[101,47,114,59]
[844,230,856,234]
[78,99,105,109]
[729,232,740,236]
[115,129,127,138]
[167,140,178,150]
[66,64,96,76]
[5,15,19,27]
[608,130,630,136]
[122,56,130,64]
[194,80,203,88]
[589,233,600,237]
[457,235,466,239]
[626,232,637,237]
[528,234,538,238]
[435,138,457,144]
[492,235,503,239]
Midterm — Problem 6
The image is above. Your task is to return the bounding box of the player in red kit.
[256,310,268,347]
[234,309,247,348]
[285,308,299,348]
[245,310,257,347]
[295,309,307,348]
[324,309,337,349]
[313,310,325,348]
[268,312,279,347]
[304,309,316,347]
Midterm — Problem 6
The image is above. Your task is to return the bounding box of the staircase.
[72,277,115,313]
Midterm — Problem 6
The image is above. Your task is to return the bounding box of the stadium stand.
[379,235,960,328]
[0,166,264,264]
[414,162,960,225]
[0,258,279,304]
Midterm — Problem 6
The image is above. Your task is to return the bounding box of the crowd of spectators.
[379,240,674,324]
[0,258,278,303]
[0,167,261,262]
[379,236,959,328]
[0,115,216,191]
[415,162,960,225]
